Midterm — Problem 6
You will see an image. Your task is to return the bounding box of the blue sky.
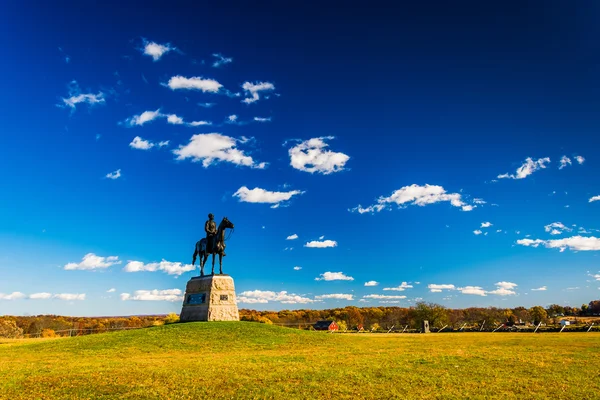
[1,2,599,316]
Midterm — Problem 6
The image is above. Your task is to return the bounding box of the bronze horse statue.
[192,217,234,276]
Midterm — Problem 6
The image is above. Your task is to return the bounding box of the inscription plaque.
[186,293,206,305]
[220,294,228,301]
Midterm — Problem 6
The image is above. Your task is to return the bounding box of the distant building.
[313,320,339,331]
[560,320,571,326]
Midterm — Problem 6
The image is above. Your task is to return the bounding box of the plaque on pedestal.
[180,274,240,322]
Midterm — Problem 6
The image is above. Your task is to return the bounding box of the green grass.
[1,323,599,399]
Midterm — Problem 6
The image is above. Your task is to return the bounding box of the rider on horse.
[205,213,218,253]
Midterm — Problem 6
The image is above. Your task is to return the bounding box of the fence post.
[533,321,542,333]
[387,325,395,333]
[401,325,408,333]
[459,323,467,331]
[587,323,595,333]
[438,325,448,333]
[480,320,486,332]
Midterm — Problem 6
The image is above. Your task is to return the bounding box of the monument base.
[180,274,239,322]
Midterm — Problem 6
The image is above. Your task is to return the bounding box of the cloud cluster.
[237,290,314,304]
[428,282,517,296]
[121,289,182,302]
[105,169,122,180]
[174,133,266,169]
[288,137,349,175]
[590,195,600,203]
[383,282,413,291]
[305,240,337,248]
[314,294,354,300]
[124,109,211,127]
[517,236,600,252]
[351,184,477,214]
[0,292,86,301]
[165,76,223,93]
[315,271,353,281]
[64,253,121,270]
[241,81,275,104]
[498,157,550,179]
[123,260,195,276]
[142,40,176,61]
[363,294,407,300]
[544,222,572,236]
[364,281,379,287]
[59,81,105,110]
[130,136,169,150]
[233,186,303,208]
[212,53,233,68]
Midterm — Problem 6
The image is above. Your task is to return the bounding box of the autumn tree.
[0,319,24,338]
[412,302,448,327]
[529,306,548,325]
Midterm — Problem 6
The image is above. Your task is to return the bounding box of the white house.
[560,320,571,326]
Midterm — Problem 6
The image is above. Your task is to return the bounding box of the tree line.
[1,300,598,338]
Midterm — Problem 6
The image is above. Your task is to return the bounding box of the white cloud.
[237,290,314,304]
[123,260,195,276]
[61,93,105,109]
[0,292,26,300]
[575,156,585,164]
[293,266,302,270]
[305,240,338,248]
[233,186,303,208]
[591,274,600,281]
[351,184,476,214]
[59,81,105,110]
[286,234,299,240]
[288,137,349,174]
[498,157,551,179]
[458,286,487,296]
[29,292,52,299]
[319,235,325,240]
[474,230,483,235]
[473,198,487,205]
[53,293,86,301]
[142,40,175,61]
[589,195,600,203]
[544,222,571,235]
[315,271,353,281]
[364,281,379,287]
[428,284,455,293]
[363,294,407,300]
[198,102,215,108]
[126,109,162,126]
[107,288,116,293]
[166,76,223,93]
[253,117,271,122]
[188,120,212,126]
[174,133,266,169]
[383,282,413,291]
[531,286,547,291]
[64,253,121,270]
[212,53,232,68]
[121,289,182,302]
[517,236,600,252]
[481,222,492,228]
[241,81,275,104]
[130,136,168,150]
[228,115,238,122]
[314,294,354,300]
[105,169,121,180]
[166,114,184,125]
[559,156,572,169]
[488,282,517,296]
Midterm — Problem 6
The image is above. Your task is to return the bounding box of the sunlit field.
[1,322,599,399]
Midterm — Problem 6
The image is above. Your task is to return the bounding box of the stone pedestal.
[180,275,239,322]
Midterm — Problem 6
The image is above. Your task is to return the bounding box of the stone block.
[180,275,239,322]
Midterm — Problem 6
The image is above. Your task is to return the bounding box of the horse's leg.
[200,252,205,276]
[219,253,223,274]
[211,252,215,275]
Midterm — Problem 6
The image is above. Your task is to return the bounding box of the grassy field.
[1,323,599,399]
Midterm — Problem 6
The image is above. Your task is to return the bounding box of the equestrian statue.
[192,213,234,276]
